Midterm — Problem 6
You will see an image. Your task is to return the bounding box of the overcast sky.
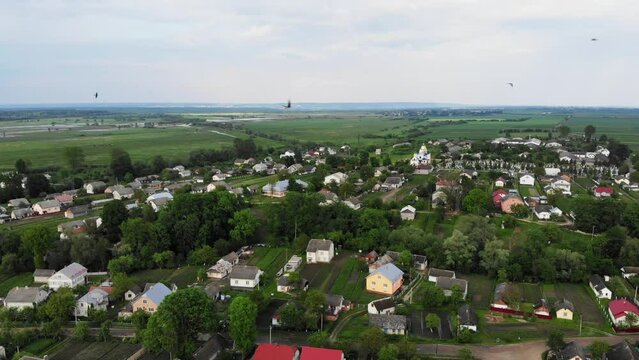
[1,0,638,106]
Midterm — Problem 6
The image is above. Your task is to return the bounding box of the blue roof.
[143,283,172,305]
[369,263,404,282]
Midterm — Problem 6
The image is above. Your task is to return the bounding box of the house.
[306,239,335,264]
[262,179,308,197]
[105,185,125,195]
[252,163,268,173]
[326,294,351,320]
[301,165,316,174]
[324,172,347,185]
[48,262,87,290]
[207,181,231,192]
[75,288,109,317]
[589,275,612,299]
[549,178,571,194]
[544,168,561,176]
[11,208,33,220]
[368,252,400,273]
[318,189,339,205]
[65,205,89,219]
[131,283,173,314]
[280,150,296,159]
[534,299,551,317]
[594,186,614,198]
[178,169,193,177]
[428,268,455,283]
[413,254,428,270]
[3,287,49,310]
[276,275,308,293]
[300,346,344,360]
[492,282,514,310]
[54,193,74,206]
[608,299,639,327]
[8,198,30,208]
[124,285,142,301]
[32,199,61,215]
[615,176,631,186]
[253,343,299,360]
[368,314,407,335]
[436,277,468,299]
[621,267,639,279]
[555,299,574,320]
[534,205,563,220]
[367,297,396,315]
[431,190,448,208]
[605,341,639,360]
[458,304,478,332]
[519,174,535,186]
[552,341,586,360]
[146,192,174,212]
[414,164,433,175]
[33,269,55,283]
[207,252,239,279]
[229,265,262,290]
[284,255,302,272]
[492,189,508,207]
[288,164,303,174]
[343,197,361,210]
[382,176,403,190]
[112,187,135,200]
[495,177,506,188]
[211,173,230,181]
[500,194,525,214]
[400,205,416,221]
[84,181,106,194]
[374,166,388,177]
[366,263,404,295]
[435,179,456,191]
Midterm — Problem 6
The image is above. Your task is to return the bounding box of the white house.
[458,305,478,332]
[428,268,455,283]
[206,252,239,279]
[112,187,135,200]
[621,267,639,279]
[324,172,347,185]
[229,265,262,290]
[306,239,335,263]
[589,275,612,299]
[32,199,61,215]
[494,177,506,188]
[544,168,561,177]
[519,174,535,186]
[48,262,87,290]
[84,181,106,194]
[367,298,396,315]
[75,288,109,317]
[280,150,296,159]
[252,163,268,173]
[400,205,416,221]
[410,144,432,167]
[3,287,49,310]
[534,205,562,220]
[33,269,55,283]
[550,178,571,194]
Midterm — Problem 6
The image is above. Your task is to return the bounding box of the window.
[371,281,376,285]
[149,308,154,312]
[383,283,387,288]
[143,299,147,304]
[234,280,238,284]
[245,280,249,285]
[377,275,381,279]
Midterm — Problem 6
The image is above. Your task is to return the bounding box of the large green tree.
[443,230,477,272]
[462,189,491,216]
[45,288,76,321]
[21,226,56,268]
[144,288,217,358]
[584,125,596,142]
[229,209,258,246]
[228,296,257,356]
[26,174,50,197]
[359,327,385,356]
[110,148,133,179]
[101,200,128,239]
[63,146,86,170]
[378,344,399,360]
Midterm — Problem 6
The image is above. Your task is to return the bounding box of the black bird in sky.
[94,92,98,99]
[506,82,514,88]
[282,99,291,109]
[591,38,598,41]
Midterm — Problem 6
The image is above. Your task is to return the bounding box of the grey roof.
[221,252,239,263]
[590,274,607,291]
[369,314,407,330]
[345,196,361,205]
[88,181,106,188]
[307,239,333,252]
[56,262,87,279]
[605,341,639,360]
[114,187,135,196]
[534,204,553,213]
[458,304,477,326]
[127,284,142,295]
[5,287,47,303]
[370,263,404,283]
[9,198,30,207]
[436,277,468,292]
[412,254,427,264]
[554,299,575,312]
[204,283,220,299]
[326,294,344,307]
[384,177,402,184]
[67,205,90,214]
[262,179,308,193]
[493,282,511,303]
[622,267,639,274]
[35,199,60,209]
[142,283,172,305]
[229,265,260,280]
[557,341,586,360]
[372,298,395,312]
[78,288,109,306]
[33,269,55,277]
[429,268,455,279]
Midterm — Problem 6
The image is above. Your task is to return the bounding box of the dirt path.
[329,309,366,342]
[381,188,401,203]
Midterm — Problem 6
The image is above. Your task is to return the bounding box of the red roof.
[492,189,508,206]
[595,186,614,194]
[496,177,506,182]
[253,344,298,360]
[608,299,639,319]
[300,346,343,360]
[55,194,74,202]
[89,285,113,294]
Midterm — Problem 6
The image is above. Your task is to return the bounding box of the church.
[410,144,431,166]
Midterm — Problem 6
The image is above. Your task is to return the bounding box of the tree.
[280,303,304,330]
[420,283,445,308]
[229,209,258,246]
[100,320,112,342]
[21,226,55,268]
[584,125,596,142]
[480,239,510,276]
[398,250,412,269]
[378,344,399,360]
[108,255,136,274]
[131,309,148,341]
[307,331,330,348]
[14,158,28,174]
[152,250,175,268]
[589,341,609,360]
[144,288,217,358]
[546,331,566,353]
[44,288,75,321]
[110,148,133,179]
[443,230,477,272]
[619,238,639,266]
[0,254,18,275]
[359,327,385,355]
[603,226,626,260]
[425,313,441,333]
[188,245,217,266]
[101,200,128,239]
[26,174,51,197]
[74,322,90,340]
[450,285,464,306]
[557,125,570,138]
[63,147,86,170]
[457,328,473,343]
[304,289,327,314]
[462,189,491,216]
[233,138,257,159]
[228,296,257,356]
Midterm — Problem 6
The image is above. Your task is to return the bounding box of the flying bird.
[591,38,598,41]
[506,82,514,88]
[282,100,291,109]
[94,92,98,99]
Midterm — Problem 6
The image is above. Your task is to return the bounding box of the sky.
[1,0,639,106]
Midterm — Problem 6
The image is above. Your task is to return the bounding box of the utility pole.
[269,326,272,344]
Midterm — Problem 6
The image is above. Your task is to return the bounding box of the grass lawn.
[166,266,199,287]
[542,283,606,324]
[338,312,371,340]
[457,273,495,308]
[329,256,384,304]
[0,273,33,296]
[22,338,58,355]
[129,269,175,286]
[50,340,144,360]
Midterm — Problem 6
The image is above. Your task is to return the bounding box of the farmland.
[49,340,147,360]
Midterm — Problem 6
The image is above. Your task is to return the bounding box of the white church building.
[410,144,432,167]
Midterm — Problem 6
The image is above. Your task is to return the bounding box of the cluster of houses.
[548,340,639,360]
[589,274,639,329]
[490,173,564,219]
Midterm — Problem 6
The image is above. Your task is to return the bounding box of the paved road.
[417,335,639,360]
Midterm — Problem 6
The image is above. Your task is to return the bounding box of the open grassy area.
[329,256,384,304]
[457,273,495,308]
[249,247,288,278]
[542,283,605,324]
[0,273,33,296]
[22,338,58,356]
[129,268,175,286]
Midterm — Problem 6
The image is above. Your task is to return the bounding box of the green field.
[542,283,605,324]
[50,340,146,360]
[0,273,33,296]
